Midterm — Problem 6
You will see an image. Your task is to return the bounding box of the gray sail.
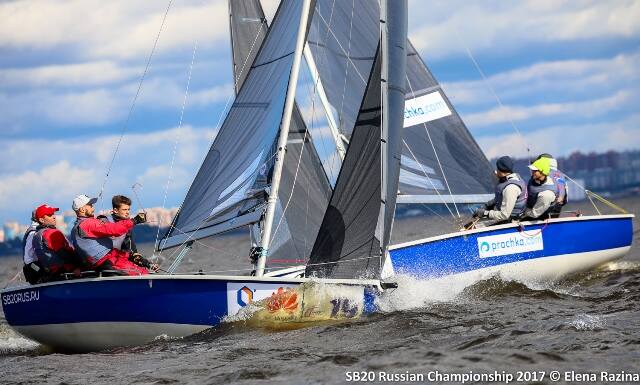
[398,41,494,203]
[306,0,407,279]
[158,0,312,251]
[306,0,493,204]
[306,48,383,279]
[228,0,268,93]
[228,0,331,264]
[306,0,379,137]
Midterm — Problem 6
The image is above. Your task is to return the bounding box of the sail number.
[330,298,359,318]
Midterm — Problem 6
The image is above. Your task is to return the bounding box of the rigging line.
[270,113,311,247]
[188,251,383,275]
[406,74,462,218]
[455,30,531,157]
[158,221,245,264]
[563,172,627,214]
[401,140,456,219]
[337,0,357,133]
[314,0,341,181]
[158,18,280,261]
[316,11,367,84]
[154,41,198,258]
[97,0,174,202]
[157,150,281,267]
[302,56,335,182]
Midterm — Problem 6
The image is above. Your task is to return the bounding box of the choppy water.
[1,197,639,384]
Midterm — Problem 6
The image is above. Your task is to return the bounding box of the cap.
[35,204,59,219]
[72,194,98,211]
[495,156,514,173]
[528,157,551,176]
[536,153,558,169]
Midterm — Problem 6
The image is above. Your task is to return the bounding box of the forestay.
[158,0,314,251]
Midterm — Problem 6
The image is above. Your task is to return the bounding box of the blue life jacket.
[526,177,558,209]
[70,217,113,265]
[494,173,527,218]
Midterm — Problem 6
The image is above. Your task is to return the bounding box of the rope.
[156,9,283,270]
[585,190,628,214]
[518,218,550,238]
[2,269,23,289]
[455,29,530,157]
[153,41,198,257]
[97,0,174,202]
[562,173,628,214]
[401,139,457,219]
[337,0,357,130]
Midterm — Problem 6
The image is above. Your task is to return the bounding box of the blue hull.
[389,215,634,279]
[1,275,379,351]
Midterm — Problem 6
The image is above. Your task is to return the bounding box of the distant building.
[0,229,4,243]
[509,150,640,199]
[3,222,21,241]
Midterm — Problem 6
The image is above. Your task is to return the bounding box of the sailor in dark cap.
[473,156,528,223]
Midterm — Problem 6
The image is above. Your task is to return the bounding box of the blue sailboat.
[298,0,634,283]
[1,0,409,352]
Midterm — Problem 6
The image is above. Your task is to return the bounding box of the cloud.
[0,0,230,60]
[0,160,95,219]
[0,125,217,222]
[0,61,142,88]
[464,90,634,128]
[477,113,640,159]
[408,0,640,59]
[0,77,232,130]
[442,52,640,107]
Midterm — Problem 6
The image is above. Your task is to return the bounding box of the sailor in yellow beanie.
[523,157,558,219]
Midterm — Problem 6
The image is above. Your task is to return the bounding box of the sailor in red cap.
[25,204,84,283]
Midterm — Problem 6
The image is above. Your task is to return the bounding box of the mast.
[378,0,408,256]
[255,0,313,277]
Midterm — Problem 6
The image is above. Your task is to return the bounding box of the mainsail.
[159,0,315,250]
[228,0,331,263]
[305,0,494,205]
[306,0,407,279]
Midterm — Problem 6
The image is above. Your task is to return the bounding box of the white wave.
[377,273,476,312]
[601,260,640,272]
[0,325,40,355]
[568,314,605,331]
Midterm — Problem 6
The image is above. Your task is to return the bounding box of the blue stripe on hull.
[2,278,233,327]
[389,217,633,279]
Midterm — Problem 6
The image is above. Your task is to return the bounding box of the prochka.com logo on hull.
[477,231,544,258]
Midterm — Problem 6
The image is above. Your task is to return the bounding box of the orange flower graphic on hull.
[266,287,299,313]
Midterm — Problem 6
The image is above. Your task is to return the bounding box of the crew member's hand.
[484,199,496,210]
[133,212,147,225]
[473,208,487,218]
